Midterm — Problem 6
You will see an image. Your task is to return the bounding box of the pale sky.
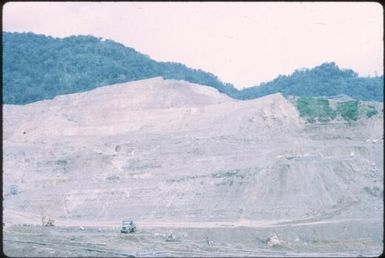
[3,2,383,89]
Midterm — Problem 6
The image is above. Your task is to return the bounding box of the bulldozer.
[120,220,136,233]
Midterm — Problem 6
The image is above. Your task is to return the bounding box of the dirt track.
[3,217,382,257]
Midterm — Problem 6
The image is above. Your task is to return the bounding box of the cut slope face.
[3,77,234,139]
[51,76,235,110]
[3,78,300,139]
[3,78,383,230]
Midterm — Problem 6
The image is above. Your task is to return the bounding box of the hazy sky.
[3,2,383,88]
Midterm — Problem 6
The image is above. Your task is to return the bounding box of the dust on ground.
[3,218,382,257]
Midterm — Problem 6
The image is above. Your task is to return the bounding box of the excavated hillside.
[3,77,383,256]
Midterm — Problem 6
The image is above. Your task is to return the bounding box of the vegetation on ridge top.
[3,32,384,104]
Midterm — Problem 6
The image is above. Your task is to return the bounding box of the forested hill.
[3,32,236,104]
[235,62,383,101]
[3,32,383,104]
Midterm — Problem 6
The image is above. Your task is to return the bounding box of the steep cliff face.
[3,78,383,227]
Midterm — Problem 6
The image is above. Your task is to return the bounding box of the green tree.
[337,101,359,121]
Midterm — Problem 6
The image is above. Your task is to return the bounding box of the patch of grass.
[55,159,68,166]
[366,105,378,118]
[297,97,366,123]
[336,101,359,121]
[296,97,336,123]
[212,169,243,178]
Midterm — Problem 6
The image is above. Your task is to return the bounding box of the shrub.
[55,159,68,166]
[297,97,336,123]
[336,101,359,121]
[366,105,378,118]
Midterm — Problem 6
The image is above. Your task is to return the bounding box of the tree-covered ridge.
[3,32,236,104]
[235,62,383,101]
[3,32,383,104]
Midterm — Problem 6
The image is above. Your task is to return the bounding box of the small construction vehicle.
[120,220,136,233]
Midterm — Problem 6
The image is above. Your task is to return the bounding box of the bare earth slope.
[3,77,383,256]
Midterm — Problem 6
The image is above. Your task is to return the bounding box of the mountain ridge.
[3,31,383,104]
[236,62,383,101]
[3,32,237,104]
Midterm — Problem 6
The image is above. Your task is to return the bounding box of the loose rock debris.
[41,216,55,227]
[165,233,176,242]
[267,235,285,248]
